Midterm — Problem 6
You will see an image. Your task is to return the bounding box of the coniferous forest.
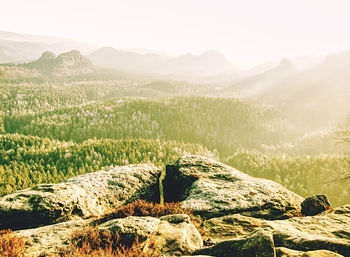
[2,3,350,257]
[0,55,349,207]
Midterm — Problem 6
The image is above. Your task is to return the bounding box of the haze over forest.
[0,1,350,256]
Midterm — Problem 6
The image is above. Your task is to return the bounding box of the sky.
[1,0,350,66]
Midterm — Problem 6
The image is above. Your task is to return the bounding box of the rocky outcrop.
[38,51,56,61]
[276,248,344,257]
[99,216,161,244]
[147,214,203,255]
[25,50,96,76]
[275,248,344,257]
[276,247,304,257]
[15,219,94,257]
[16,214,203,257]
[2,156,349,256]
[0,164,161,230]
[195,228,276,257]
[301,194,331,216]
[300,250,344,257]
[54,50,95,75]
[202,205,350,256]
[163,155,304,219]
[100,214,203,255]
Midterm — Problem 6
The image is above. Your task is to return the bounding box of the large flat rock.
[164,155,303,219]
[195,228,276,257]
[15,219,94,257]
[16,214,203,257]
[0,164,161,230]
[100,214,203,255]
[203,205,350,256]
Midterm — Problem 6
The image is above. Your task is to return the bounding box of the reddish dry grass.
[0,229,26,257]
[101,200,205,236]
[103,200,189,218]
[61,200,205,256]
[60,226,159,257]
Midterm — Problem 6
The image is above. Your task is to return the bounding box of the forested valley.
[0,51,349,208]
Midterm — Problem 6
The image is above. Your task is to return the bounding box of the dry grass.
[104,200,190,218]
[101,200,205,236]
[0,201,203,257]
[61,200,205,256]
[60,226,159,257]
[0,229,26,257]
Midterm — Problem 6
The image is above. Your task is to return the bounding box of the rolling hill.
[88,47,234,76]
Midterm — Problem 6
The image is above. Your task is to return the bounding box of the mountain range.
[1,30,350,125]
[216,51,350,131]
[88,47,234,75]
[24,50,96,76]
[0,30,234,76]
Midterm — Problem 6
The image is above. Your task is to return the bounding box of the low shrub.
[61,200,205,256]
[0,229,26,257]
[60,226,159,257]
[101,200,205,236]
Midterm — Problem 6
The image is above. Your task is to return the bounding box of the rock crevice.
[163,155,303,220]
[0,155,349,256]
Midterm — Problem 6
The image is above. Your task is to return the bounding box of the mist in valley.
[0,1,350,256]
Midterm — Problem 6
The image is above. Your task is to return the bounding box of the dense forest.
[0,52,349,208]
[3,4,350,257]
[3,97,287,155]
[0,134,216,196]
[0,133,348,206]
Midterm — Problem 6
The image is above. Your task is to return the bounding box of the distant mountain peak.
[56,50,93,66]
[38,51,56,61]
[25,50,95,76]
[89,47,234,76]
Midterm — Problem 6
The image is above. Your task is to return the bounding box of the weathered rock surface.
[3,156,349,257]
[17,214,203,257]
[275,248,344,257]
[101,214,203,255]
[194,228,276,257]
[203,205,350,256]
[0,164,161,230]
[276,247,304,257]
[148,214,203,255]
[99,215,161,244]
[301,250,344,257]
[16,219,95,257]
[301,194,331,216]
[164,155,304,219]
[27,50,96,76]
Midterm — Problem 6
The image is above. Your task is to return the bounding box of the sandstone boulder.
[0,164,160,230]
[16,214,203,257]
[15,219,94,257]
[164,155,303,219]
[301,250,344,257]
[100,214,203,255]
[275,248,344,257]
[194,228,276,257]
[148,214,203,255]
[301,194,331,216]
[275,247,304,257]
[98,216,160,244]
[203,205,350,256]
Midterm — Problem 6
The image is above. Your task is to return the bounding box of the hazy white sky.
[1,0,350,66]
